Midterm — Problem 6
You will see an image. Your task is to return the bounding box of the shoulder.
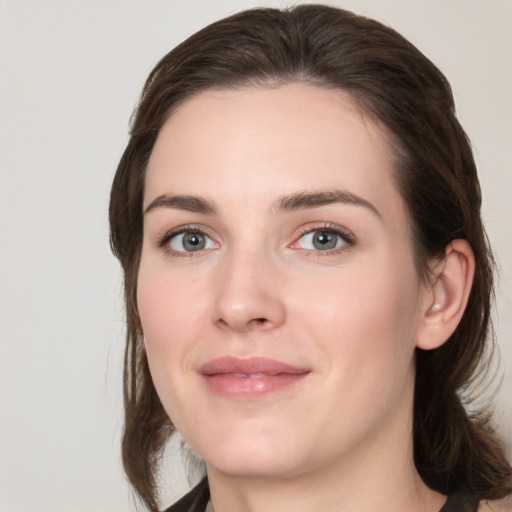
[478,496,512,512]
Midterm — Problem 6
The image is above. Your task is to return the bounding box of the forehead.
[144,83,403,222]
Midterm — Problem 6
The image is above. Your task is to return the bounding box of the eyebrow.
[144,189,380,218]
[144,194,217,215]
[275,190,381,218]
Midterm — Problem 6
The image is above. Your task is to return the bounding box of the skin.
[138,83,473,512]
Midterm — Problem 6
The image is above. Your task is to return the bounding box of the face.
[138,83,430,480]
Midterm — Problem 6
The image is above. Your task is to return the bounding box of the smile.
[198,357,310,399]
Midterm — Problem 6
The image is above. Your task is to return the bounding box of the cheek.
[136,265,207,423]
[137,261,206,344]
[294,254,421,383]
[136,262,207,398]
[137,275,177,350]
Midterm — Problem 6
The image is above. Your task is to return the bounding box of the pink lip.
[198,357,310,399]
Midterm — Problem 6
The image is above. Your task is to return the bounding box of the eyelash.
[155,223,356,258]
[156,224,216,258]
[293,223,356,257]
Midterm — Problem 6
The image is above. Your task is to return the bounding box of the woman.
[109,5,512,512]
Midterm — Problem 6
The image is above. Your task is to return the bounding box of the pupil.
[184,233,205,251]
[313,231,336,250]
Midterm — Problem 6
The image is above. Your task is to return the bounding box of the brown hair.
[109,5,512,510]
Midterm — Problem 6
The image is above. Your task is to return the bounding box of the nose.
[212,248,286,333]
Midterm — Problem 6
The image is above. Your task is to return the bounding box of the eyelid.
[290,223,356,253]
[155,224,219,256]
[153,222,355,257]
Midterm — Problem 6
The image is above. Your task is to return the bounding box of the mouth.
[198,356,311,400]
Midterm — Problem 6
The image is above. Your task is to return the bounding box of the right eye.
[168,231,218,253]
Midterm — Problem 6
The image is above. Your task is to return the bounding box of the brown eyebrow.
[275,190,381,218]
[144,194,217,215]
[144,189,380,218]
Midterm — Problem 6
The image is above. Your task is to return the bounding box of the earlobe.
[416,239,475,350]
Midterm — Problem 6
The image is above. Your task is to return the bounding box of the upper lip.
[198,356,310,376]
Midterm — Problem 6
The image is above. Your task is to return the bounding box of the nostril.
[214,316,269,331]
[246,318,272,329]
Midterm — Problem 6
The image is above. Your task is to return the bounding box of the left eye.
[294,230,347,251]
[169,231,217,252]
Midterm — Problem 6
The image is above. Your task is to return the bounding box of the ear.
[416,239,475,350]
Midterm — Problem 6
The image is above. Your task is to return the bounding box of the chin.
[187,423,307,479]
[206,451,304,480]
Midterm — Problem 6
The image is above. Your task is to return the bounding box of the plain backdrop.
[1,1,511,511]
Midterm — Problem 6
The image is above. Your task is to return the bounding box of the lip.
[198,356,310,400]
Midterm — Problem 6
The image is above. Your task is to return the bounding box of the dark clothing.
[164,478,479,512]
[165,479,209,512]
[440,487,480,512]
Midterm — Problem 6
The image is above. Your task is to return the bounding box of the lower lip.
[202,373,308,399]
